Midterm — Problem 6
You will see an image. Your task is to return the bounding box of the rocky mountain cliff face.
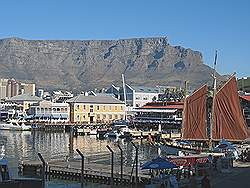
[0,37,223,92]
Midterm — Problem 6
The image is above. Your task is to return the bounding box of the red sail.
[213,76,248,141]
[182,85,208,140]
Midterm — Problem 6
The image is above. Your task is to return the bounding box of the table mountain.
[0,37,224,92]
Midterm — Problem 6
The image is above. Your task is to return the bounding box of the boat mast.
[122,74,127,120]
[209,50,218,150]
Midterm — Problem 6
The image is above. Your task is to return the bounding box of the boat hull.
[0,123,31,131]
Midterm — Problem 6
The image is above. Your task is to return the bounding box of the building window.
[83,115,85,119]
[120,106,123,110]
[109,106,112,111]
[90,105,93,108]
[136,104,140,107]
[83,105,86,110]
[45,108,48,113]
[90,108,93,112]
[103,114,106,119]
[57,108,60,112]
[114,114,118,119]
[135,96,140,100]
[143,97,148,100]
[77,115,80,120]
[53,108,56,112]
[97,105,100,110]
[103,106,106,110]
[76,104,80,110]
[115,106,117,110]
[120,114,124,119]
[109,114,112,119]
[64,108,67,112]
[97,114,100,119]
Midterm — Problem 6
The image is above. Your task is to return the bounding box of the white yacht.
[0,119,31,131]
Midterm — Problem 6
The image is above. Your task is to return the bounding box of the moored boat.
[0,119,31,131]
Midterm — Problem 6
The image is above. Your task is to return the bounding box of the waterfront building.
[0,78,20,99]
[0,99,25,119]
[7,93,42,112]
[0,78,36,99]
[106,84,170,108]
[28,100,69,122]
[133,101,184,129]
[0,79,8,99]
[66,94,125,124]
[20,83,36,95]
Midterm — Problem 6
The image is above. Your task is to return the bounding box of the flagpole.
[209,50,217,150]
[122,74,127,121]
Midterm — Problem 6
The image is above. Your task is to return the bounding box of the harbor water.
[0,130,179,187]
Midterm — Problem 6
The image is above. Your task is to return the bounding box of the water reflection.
[0,130,177,178]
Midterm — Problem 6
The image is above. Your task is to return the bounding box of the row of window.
[36,107,68,112]
[135,96,157,100]
[76,114,123,120]
[75,104,123,111]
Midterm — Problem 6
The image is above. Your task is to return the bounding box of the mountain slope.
[0,37,223,92]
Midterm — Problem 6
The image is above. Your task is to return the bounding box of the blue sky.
[0,0,249,77]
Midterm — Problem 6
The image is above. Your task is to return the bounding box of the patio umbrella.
[141,156,177,170]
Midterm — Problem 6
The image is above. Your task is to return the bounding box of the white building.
[106,84,167,108]
[28,100,69,123]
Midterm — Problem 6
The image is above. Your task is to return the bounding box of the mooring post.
[106,145,114,185]
[38,153,46,188]
[118,144,123,180]
[131,142,138,185]
[76,149,85,186]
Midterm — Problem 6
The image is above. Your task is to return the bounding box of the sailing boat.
[182,51,248,144]
[182,75,248,143]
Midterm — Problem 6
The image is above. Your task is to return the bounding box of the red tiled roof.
[240,95,250,102]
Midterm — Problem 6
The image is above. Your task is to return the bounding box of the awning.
[141,156,177,170]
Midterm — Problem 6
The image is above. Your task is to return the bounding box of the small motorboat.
[0,119,31,131]
[104,130,121,138]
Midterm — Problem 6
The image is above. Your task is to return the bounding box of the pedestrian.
[201,175,211,188]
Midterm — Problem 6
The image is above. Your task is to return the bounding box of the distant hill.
[238,77,250,92]
[0,37,225,92]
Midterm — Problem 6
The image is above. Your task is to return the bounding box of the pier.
[19,150,150,187]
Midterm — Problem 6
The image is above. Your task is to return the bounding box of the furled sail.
[212,76,248,141]
[182,85,208,140]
